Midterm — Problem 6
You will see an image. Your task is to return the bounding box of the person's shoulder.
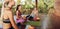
[16,10,18,12]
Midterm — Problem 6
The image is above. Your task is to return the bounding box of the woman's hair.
[4,2,9,8]
[16,4,21,11]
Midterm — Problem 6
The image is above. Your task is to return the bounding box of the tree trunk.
[35,0,38,10]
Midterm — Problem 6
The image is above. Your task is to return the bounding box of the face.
[34,8,36,10]
[8,1,15,8]
[18,6,21,10]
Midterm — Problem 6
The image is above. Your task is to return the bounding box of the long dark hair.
[16,4,21,11]
[16,4,22,15]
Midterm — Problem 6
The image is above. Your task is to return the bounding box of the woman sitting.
[16,4,25,29]
[26,7,40,21]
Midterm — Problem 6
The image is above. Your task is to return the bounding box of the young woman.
[2,0,19,29]
[31,7,38,17]
[31,7,39,21]
[27,7,39,21]
[16,5,25,29]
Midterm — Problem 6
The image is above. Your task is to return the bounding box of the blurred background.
[0,0,54,29]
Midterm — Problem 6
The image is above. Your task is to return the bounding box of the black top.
[3,18,11,23]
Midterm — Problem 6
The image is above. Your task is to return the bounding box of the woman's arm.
[16,11,19,19]
[16,11,18,18]
[30,11,34,15]
[8,11,19,29]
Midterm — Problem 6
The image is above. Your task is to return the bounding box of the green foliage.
[20,0,34,14]
[38,0,54,14]
[44,0,54,8]
[0,3,2,16]
[17,0,21,5]
[14,0,54,15]
[24,0,34,9]
[0,3,2,8]
[12,6,16,15]
[24,21,40,26]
